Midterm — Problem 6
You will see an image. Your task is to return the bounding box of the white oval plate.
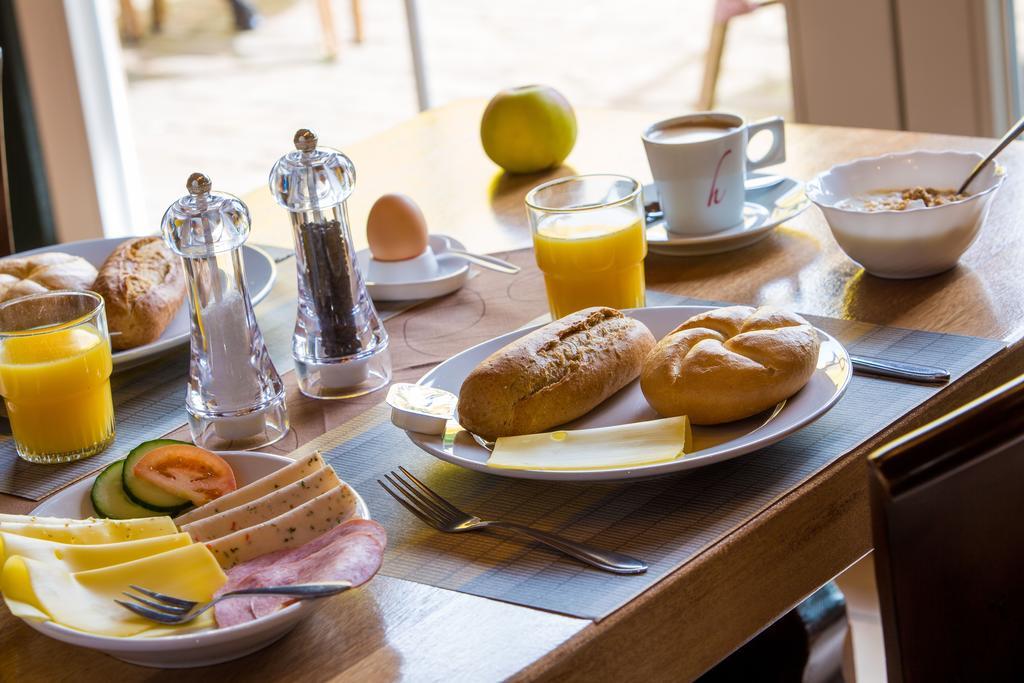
[15,237,277,370]
[26,451,369,669]
[407,306,851,482]
[356,234,470,302]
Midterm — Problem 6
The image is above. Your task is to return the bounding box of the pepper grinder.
[269,128,391,399]
[162,172,289,449]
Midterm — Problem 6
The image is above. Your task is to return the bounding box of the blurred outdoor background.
[119,0,791,230]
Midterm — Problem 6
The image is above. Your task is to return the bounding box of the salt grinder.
[269,129,391,399]
[161,172,289,449]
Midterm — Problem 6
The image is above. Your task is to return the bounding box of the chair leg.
[404,0,430,111]
[151,0,166,33]
[698,20,729,111]
[351,0,364,44]
[317,0,339,59]
[119,0,143,43]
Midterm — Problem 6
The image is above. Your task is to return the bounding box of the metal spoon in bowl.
[958,114,1024,194]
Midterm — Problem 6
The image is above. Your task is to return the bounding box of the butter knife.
[850,355,950,384]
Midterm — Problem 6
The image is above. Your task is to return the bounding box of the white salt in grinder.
[269,128,391,399]
[161,172,289,449]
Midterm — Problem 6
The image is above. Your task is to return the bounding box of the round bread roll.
[640,306,820,424]
[0,252,98,302]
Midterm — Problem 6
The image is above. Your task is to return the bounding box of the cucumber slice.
[91,460,162,520]
[122,439,192,512]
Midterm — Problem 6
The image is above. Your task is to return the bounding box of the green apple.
[480,85,577,174]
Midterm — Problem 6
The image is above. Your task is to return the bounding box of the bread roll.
[91,237,185,350]
[0,252,98,302]
[640,306,820,424]
[457,307,656,440]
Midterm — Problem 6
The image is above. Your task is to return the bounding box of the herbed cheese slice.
[175,451,325,526]
[203,483,360,569]
[182,466,342,542]
[488,416,693,471]
[0,532,193,571]
[0,516,177,544]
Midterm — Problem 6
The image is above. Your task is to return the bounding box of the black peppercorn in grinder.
[269,129,391,399]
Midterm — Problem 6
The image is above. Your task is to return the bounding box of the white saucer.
[644,176,809,256]
[356,234,471,302]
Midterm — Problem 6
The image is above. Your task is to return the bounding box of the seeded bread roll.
[456,307,657,441]
[91,237,185,350]
[640,305,820,424]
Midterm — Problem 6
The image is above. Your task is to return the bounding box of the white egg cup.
[356,234,471,302]
[365,246,441,283]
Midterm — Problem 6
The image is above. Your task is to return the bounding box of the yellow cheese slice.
[488,416,693,471]
[1,543,226,637]
[0,516,177,544]
[203,483,359,568]
[0,514,95,524]
[0,532,192,572]
[182,466,342,543]
[175,451,325,526]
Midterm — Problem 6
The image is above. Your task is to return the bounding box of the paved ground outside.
[120,0,791,229]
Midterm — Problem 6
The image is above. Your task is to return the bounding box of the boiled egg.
[366,193,429,261]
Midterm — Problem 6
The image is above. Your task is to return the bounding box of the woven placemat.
[286,302,1002,620]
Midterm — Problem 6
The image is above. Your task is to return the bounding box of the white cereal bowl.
[806,150,1004,278]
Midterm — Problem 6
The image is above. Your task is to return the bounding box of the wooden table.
[4,100,1024,681]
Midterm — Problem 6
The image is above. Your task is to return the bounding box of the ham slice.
[214,519,387,628]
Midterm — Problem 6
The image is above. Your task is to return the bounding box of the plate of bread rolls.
[407,305,851,481]
[2,237,275,369]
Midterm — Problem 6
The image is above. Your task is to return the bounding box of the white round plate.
[644,177,809,256]
[15,237,277,370]
[26,451,369,668]
[407,306,851,482]
[357,234,470,302]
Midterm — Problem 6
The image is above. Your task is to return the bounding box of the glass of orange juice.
[0,291,115,463]
[526,174,647,319]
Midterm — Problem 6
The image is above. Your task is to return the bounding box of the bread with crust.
[91,237,185,350]
[640,306,820,424]
[457,307,656,440]
[0,252,97,302]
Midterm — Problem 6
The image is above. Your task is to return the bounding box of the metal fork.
[116,582,351,625]
[378,466,648,574]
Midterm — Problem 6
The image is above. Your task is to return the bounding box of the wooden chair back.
[869,373,1024,682]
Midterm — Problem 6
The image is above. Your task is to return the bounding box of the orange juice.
[0,325,114,458]
[533,207,647,318]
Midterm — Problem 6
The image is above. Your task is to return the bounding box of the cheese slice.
[488,416,693,471]
[0,532,192,572]
[1,543,226,637]
[175,451,325,526]
[182,466,342,543]
[0,516,177,544]
[0,514,96,524]
[203,483,359,568]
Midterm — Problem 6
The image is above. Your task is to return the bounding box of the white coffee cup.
[642,113,785,236]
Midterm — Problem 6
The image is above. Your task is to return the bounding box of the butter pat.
[488,416,692,471]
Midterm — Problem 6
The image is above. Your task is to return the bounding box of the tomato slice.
[132,445,236,506]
